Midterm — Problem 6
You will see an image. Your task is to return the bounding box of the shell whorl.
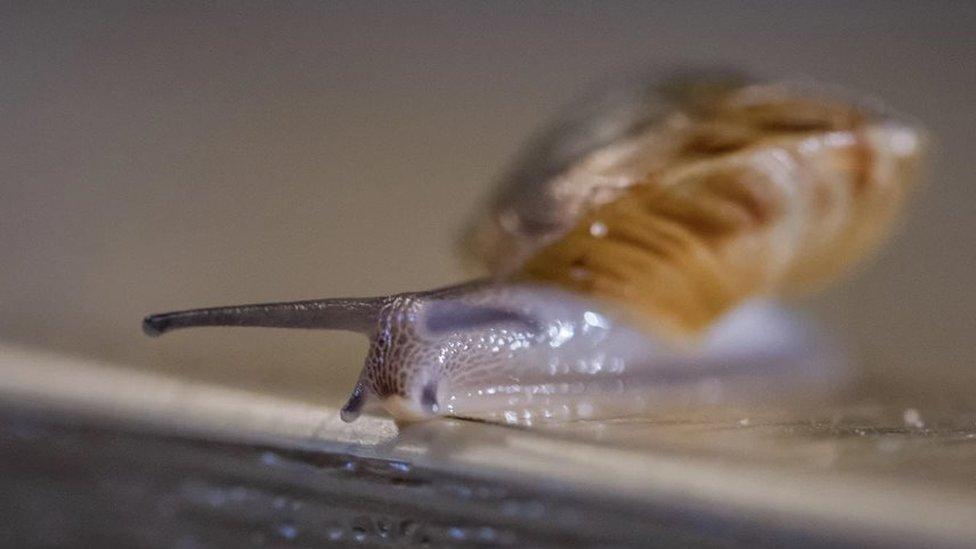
[469,78,925,336]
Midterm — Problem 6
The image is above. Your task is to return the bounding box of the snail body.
[143,71,924,425]
[342,281,839,424]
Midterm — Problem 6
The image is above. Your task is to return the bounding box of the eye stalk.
[141,282,529,424]
[141,294,391,423]
[141,296,386,336]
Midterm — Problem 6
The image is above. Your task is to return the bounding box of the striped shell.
[466,73,924,336]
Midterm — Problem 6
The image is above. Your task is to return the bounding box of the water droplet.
[388,461,411,473]
[583,310,609,329]
[903,408,925,429]
[589,221,608,237]
[352,526,368,542]
[448,527,467,540]
[277,523,298,540]
[475,526,498,542]
[260,451,280,466]
[326,526,344,541]
[375,518,393,538]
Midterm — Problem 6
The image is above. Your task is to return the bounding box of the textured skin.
[345,282,844,425]
[469,76,924,335]
[143,297,384,336]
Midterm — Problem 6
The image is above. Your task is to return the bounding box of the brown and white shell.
[465,71,925,337]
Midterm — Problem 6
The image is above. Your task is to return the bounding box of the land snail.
[143,71,925,426]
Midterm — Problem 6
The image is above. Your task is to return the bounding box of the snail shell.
[143,71,925,425]
[467,72,923,336]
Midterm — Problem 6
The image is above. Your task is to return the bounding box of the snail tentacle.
[142,296,387,336]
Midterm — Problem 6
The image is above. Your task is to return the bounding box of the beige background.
[2,3,974,407]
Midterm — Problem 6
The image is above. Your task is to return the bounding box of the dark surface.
[0,406,875,549]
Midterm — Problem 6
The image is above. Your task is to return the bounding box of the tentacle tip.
[142,315,167,337]
[339,407,360,423]
[340,384,366,423]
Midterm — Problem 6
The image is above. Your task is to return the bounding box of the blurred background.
[2,2,974,409]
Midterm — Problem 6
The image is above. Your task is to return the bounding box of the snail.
[143,71,925,426]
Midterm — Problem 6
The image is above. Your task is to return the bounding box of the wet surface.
[547,405,976,492]
[1,347,974,548]
[0,407,848,548]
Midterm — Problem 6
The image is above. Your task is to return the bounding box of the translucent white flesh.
[386,285,848,426]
